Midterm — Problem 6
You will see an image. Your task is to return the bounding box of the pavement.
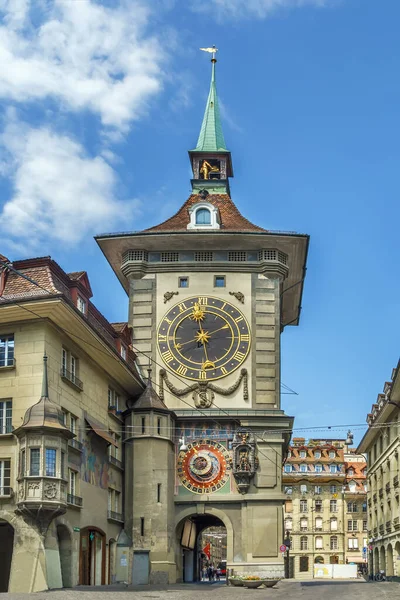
[0,580,399,599]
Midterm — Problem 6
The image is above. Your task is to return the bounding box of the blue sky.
[1,0,399,444]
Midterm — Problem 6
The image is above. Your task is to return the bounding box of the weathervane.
[200,45,218,62]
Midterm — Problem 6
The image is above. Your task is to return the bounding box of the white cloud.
[0,0,167,131]
[193,0,336,19]
[0,118,141,250]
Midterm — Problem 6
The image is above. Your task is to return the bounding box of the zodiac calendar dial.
[177,439,231,494]
[157,296,251,381]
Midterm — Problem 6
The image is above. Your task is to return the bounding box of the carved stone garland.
[158,368,248,406]
[230,429,259,494]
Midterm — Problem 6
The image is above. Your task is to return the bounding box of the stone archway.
[395,542,400,577]
[0,520,14,592]
[374,547,380,574]
[57,525,72,587]
[380,546,386,574]
[386,544,394,577]
[79,527,106,585]
[175,507,233,583]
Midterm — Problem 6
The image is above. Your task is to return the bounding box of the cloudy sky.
[1,0,400,442]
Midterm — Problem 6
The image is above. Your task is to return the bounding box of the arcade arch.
[0,520,14,592]
[175,508,233,583]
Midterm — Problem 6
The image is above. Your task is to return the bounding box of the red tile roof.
[0,256,138,371]
[144,193,266,232]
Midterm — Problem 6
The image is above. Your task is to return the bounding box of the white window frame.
[348,538,359,549]
[300,536,308,550]
[315,535,323,549]
[284,464,292,473]
[187,202,220,230]
[330,500,337,513]
[300,450,306,458]
[314,451,321,459]
[285,518,293,530]
[0,334,14,367]
[329,451,336,458]
[77,295,86,314]
[330,536,338,550]
[0,459,11,495]
[300,464,307,473]
[330,518,338,531]
[315,517,323,531]
[0,400,12,434]
[315,464,322,473]
[69,469,77,496]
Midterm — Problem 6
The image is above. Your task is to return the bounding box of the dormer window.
[196,208,211,225]
[300,450,306,458]
[77,296,86,314]
[187,202,220,230]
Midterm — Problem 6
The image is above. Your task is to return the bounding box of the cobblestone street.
[0,580,399,600]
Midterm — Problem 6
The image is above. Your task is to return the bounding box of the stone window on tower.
[187,202,220,230]
[214,275,226,288]
[179,277,189,288]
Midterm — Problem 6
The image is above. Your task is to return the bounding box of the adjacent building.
[0,255,143,592]
[283,438,367,579]
[358,361,400,579]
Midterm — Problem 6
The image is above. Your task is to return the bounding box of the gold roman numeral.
[176,365,188,376]
[233,351,246,362]
[221,366,228,375]
[199,370,207,380]
[198,297,208,305]
[178,302,187,312]
[240,334,249,342]
[162,350,174,363]
[164,317,172,325]
[158,334,167,342]
[221,302,226,311]
[235,316,243,323]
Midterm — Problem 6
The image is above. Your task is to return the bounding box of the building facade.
[358,361,400,579]
[96,54,309,584]
[283,438,367,579]
[0,256,143,592]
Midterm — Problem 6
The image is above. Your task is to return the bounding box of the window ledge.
[0,363,16,371]
[61,374,83,392]
[108,456,123,470]
[0,432,14,438]
[67,494,83,508]
[108,409,123,422]
[107,510,124,523]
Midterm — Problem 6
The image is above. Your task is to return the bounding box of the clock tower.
[96,51,309,584]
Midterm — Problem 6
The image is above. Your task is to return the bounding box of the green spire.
[193,59,228,152]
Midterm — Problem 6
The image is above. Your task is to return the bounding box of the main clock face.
[157,296,251,381]
[177,439,231,494]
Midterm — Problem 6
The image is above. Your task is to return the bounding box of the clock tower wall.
[155,271,253,410]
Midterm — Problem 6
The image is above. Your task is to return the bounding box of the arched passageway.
[0,521,14,592]
[379,546,386,575]
[386,544,394,577]
[57,525,72,588]
[79,527,106,585]
[176,513,228,583]
[395,542,400,577]
[374,547,380,574]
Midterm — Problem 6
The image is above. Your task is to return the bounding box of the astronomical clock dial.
[177,439,231,494]
[157,296,251,381]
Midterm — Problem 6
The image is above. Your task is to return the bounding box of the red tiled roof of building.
[0,256,137,370]
[144,193,266,232]
[345,461,367,480]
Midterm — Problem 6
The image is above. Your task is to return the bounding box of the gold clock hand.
[206,323,230,336]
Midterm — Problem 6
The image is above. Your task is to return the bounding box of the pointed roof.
[144,193,266,233]
[192,59,227,153]
[17,355,73,436]
[133,370,171,413]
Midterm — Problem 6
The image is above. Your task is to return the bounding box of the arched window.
[195,208,211,225]
[330,517,338,531]
[300,536,308,550]
[315,536,323,549]
[314,450,321,459]
[315,556,324,564]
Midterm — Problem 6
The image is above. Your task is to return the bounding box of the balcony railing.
[108,510,123,522]
[386,521,392,532]
[394,475,399,488]
[379,524,385,534]
[67,494,83,507]
[394,517,400,528]
[108,455,123,469]
[68,439,83,451]
[347,547,359,552]
[61,368,83,391]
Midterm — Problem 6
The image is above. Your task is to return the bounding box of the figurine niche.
[231,429,259,494]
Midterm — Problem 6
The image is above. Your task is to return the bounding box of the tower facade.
[97,54,309,584]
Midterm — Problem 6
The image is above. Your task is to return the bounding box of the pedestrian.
[208,565,213,581]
